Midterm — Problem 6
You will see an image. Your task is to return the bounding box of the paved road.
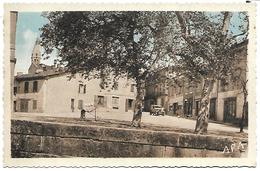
[12,111,247,134]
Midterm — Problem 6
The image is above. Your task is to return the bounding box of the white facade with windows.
[14,72,136,116]
[14,38,136,117]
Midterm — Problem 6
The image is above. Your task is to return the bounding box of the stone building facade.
[13,39,136,116]
[144,40,248,124]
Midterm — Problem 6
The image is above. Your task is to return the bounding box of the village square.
[8,10,251,159]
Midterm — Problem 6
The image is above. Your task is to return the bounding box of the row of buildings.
[13,38,248,124]
[144,40,248,124]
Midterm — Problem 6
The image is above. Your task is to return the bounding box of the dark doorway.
[125,99,134,112]
[224,97,236,123]
[209,98,217,120]
[173,103,178,115]
[20,99,29,112]
[184,98,193,117]
[195,100,200,116]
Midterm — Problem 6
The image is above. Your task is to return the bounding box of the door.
[224,97,236,123]
[209,98,217,120]
[173,103,178,115]
[184,98,193,116]
[20,99,29,112]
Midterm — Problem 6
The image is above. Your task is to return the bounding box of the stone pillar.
[10,11,18,113]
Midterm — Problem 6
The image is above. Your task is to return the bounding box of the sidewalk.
[12,111,247,134]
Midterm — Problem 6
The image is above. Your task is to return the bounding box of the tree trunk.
[194,79,214,134]
[131,79,145,127]
[222,12,232,36]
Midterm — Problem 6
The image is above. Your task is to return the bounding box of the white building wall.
[216,89,244,121]
[15,79,45,113]
[44,73,136,116]
[44,74,82,114]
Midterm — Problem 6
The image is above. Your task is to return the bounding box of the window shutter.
[125,99,128,112]
[84,85,86,94]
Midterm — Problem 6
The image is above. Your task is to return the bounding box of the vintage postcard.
[3,3,256,167]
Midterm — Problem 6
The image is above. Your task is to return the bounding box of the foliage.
[40,11,249,130]
[41,11,176,82]
[170,12,248,83]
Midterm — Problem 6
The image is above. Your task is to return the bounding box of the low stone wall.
[11,120,247,157]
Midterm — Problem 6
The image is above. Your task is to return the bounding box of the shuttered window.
[24,82,29,93]
[33,81,38,92]
[112,96,119,109]
[33,100,37,109]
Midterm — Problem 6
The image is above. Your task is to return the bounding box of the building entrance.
[224,97,236,123]
[209,98,217,120]
[184,98,193,117]
[20,99,29,112]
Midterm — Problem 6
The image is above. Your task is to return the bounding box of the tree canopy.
[41,11,177,81]
[40,11,248,131]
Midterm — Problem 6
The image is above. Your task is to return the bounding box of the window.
[130,84,135,92]
[78,84,86,94]
[24,82,29,93]
[71,99,75,112]
[97,96,105,106]
[112,96,119,109]
[78,100,83,110]
[78,84,83,93]
[220,79,228,92]
[83,85,86,94]
[128,99,134,109]
[33,81,38,92]
[13,101,17,112]
[33,100,37,109]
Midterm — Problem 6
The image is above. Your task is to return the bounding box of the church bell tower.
[31,38,41,65]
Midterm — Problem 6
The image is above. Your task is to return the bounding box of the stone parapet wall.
[11,120,247,158]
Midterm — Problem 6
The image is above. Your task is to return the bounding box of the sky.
[14,12,247,74]
[15,12,51,74]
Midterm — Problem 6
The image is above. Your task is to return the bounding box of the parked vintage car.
[150,105,165,116]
